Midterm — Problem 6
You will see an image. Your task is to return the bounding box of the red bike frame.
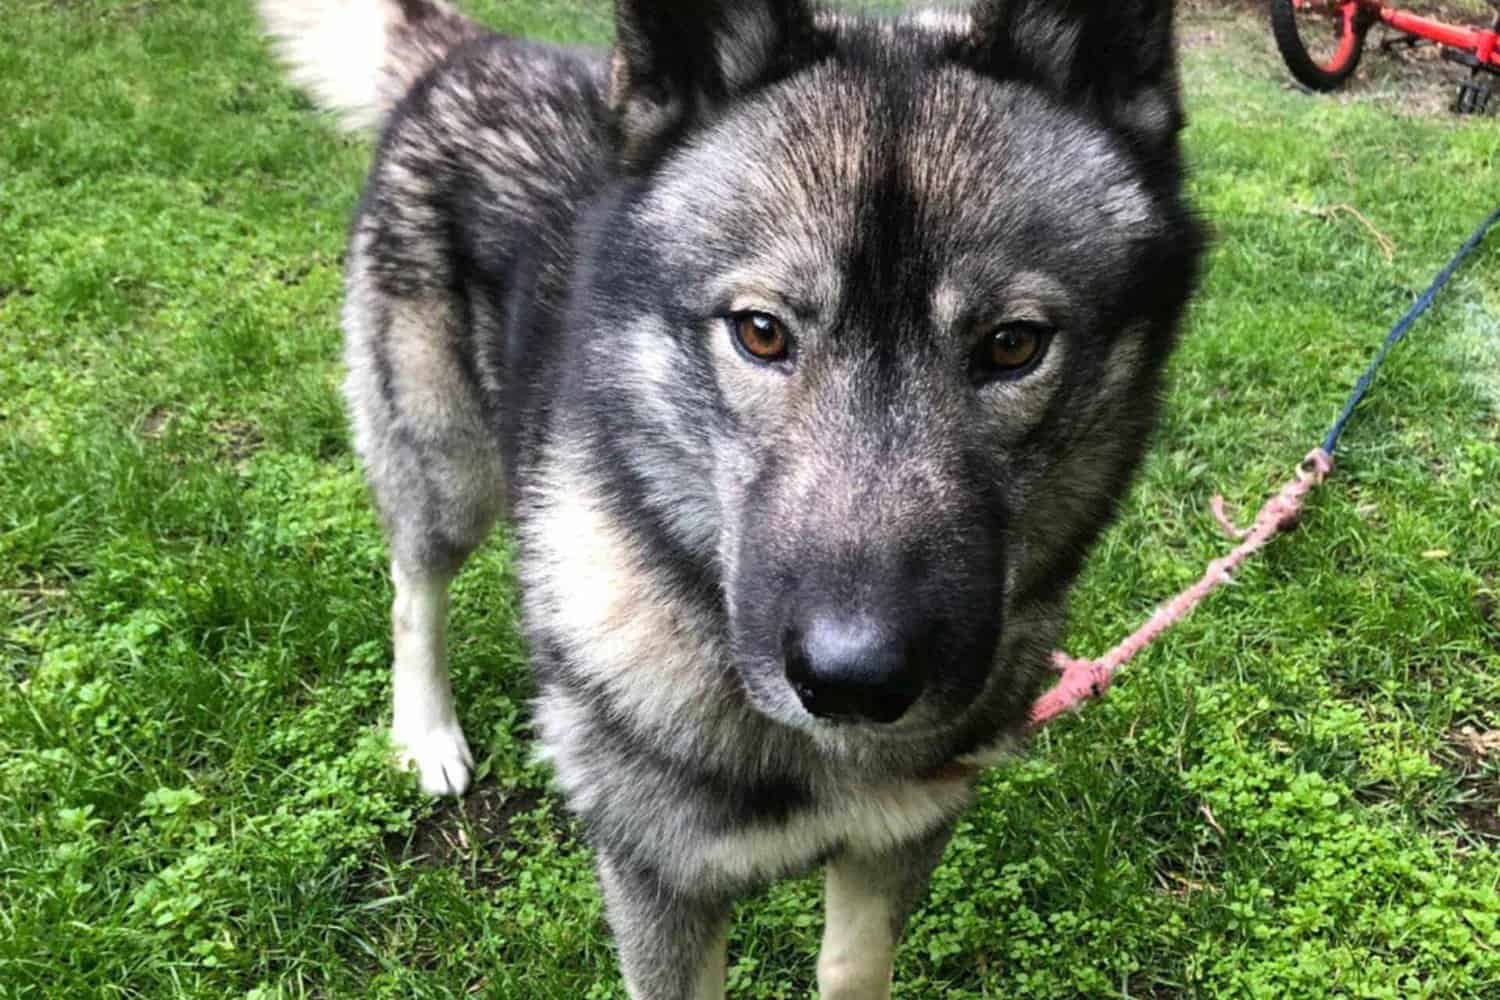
[1300,0,1500,70]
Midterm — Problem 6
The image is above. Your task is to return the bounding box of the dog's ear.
[610,0,818,168]
[963,0,1183,156]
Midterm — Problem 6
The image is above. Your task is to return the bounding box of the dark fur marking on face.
[839,131,939,369]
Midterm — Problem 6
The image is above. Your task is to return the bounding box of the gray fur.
[260,0,1203,995]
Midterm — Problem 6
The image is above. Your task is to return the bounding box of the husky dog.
[260,0,1202,995]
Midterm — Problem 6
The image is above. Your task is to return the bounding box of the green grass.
[2,1,1498,997]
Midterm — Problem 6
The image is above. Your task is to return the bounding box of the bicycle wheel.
[1271,0,1371,91]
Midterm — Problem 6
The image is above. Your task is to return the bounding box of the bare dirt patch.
[1,574,74,684]
[138,405,172,440]
[1351,34,1495,116]
[210,418,263,464]
[1189,0,1495,22]
[1186,0,1497,118]
[0,285,36,305]
[1439,724,1500,845]
[383,780,560,887]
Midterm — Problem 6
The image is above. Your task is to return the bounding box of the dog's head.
[579,0,1202,740]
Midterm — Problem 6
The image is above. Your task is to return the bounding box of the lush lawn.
[2,1,1498,997]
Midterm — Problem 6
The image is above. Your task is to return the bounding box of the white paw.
[392,723,475,797]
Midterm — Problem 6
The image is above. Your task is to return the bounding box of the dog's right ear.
[610,0,819,169]
[962,0,1184,158]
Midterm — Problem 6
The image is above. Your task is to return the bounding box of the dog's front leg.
[597,854,732,1000]
[818,824,955,1000]
[390,561,473,796]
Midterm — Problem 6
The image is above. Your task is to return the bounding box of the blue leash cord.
[1322,204,1500,456]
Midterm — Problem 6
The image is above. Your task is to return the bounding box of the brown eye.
[976,321,1051,379]
[730,312,791,364]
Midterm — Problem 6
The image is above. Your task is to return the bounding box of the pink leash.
[1028,448,1334,728]
[1023,203,1500,730]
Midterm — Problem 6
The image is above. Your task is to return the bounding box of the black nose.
[785,616,925,724]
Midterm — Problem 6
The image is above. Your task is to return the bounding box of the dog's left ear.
[962,0,1183,156]
[610,0,819,169]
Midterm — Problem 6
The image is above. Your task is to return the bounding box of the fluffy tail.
[258,0,485,131]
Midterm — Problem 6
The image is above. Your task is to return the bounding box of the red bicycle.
[1271,0,1500,112]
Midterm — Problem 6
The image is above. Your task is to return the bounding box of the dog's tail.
[258,0,486,132]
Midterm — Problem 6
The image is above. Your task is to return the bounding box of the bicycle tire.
[1271,0,1370,92]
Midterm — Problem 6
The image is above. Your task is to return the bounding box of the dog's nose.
[785,616,924,724]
